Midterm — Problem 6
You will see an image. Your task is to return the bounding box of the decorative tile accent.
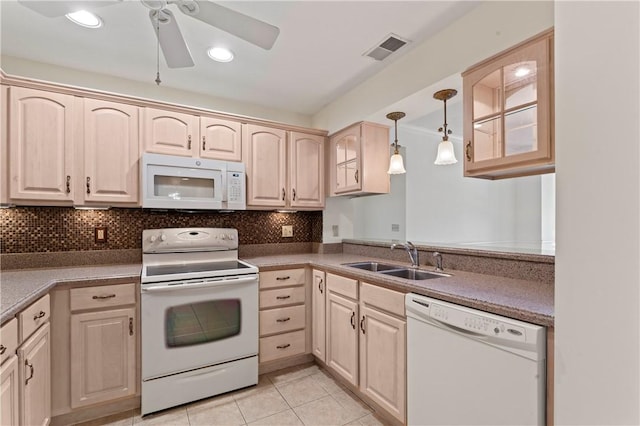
[0,207,323,254]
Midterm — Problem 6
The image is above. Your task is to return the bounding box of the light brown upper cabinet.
[462,29,554,179]
[328,122,390,196]
[244,124,325,210]
[142,107,242,161]
[8,88,139,207]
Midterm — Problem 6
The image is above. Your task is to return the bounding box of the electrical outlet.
[282,225,293,237]
[332,225,339,237]
[95,227,107,243]
[391,224,400,232]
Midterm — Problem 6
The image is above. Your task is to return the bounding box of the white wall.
[0,55,312,127]
[555,1,640,424]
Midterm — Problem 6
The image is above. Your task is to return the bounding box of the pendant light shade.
[386,111,406,174]
[433,89,458,165]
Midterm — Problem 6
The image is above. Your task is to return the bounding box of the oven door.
[141,275,258,380]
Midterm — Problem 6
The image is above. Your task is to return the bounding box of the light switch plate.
[282,225,293,237]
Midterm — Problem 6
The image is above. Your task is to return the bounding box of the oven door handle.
[142,276,257,292]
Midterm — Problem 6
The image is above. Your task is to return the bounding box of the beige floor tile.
[235,386,290,423]
[310,369,347,395]
[187,395,245,426]
[293,395,362,426]
[133,406,190,426]
[246,409,303,425]
[276,375,329,407]
[75,409,134,426]
[267,363,320,386]
[230,374,275,399]
[331,389,372,421]
[355,413,388,426]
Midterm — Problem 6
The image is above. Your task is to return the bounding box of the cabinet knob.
[465,141,472,161]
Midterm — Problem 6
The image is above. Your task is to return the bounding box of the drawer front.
[0,318,18,364]
[326,273,358,299]
[70,283,136,312]
[259,330,306,363]
[260,305,306,336]
[260,286,305,309]
[18,294,50,342]
[360,282,406,317]
[260,268,306,289]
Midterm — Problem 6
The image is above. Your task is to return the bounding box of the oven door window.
[165,299,241,347]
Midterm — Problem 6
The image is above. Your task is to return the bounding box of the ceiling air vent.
[364,33,410,61]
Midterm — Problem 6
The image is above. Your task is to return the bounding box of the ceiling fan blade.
[18,1,120,18]
[149,9,195,69]
[178,1,280,50]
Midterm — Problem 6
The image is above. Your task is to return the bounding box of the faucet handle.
[433,252,444,272]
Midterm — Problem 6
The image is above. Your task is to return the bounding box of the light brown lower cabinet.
[1,354,20,426]
[324,273,407,424]
[18,322,51,426]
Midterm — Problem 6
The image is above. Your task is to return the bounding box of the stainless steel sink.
[380,268,450,280]
[343,262,403,272]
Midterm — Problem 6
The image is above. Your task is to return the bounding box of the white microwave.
[141,153,246,210]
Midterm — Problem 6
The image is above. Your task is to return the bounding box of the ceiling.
[0,0,478,117]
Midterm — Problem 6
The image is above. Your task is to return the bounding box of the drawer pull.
[86,176,91,194]
[66,175,71,194]
[129,318,134,336]
[360,316,366,334]
[276,295,291,300]
[276,317,291,323]
[92,294,117,300]
[276,343,291,349]
[187,135,192,150]
[350,311,356,329]
[25,360,34,385]
[33,311,45,321]
[465,141,472,161]
[276,276,290,281]
[0,345,6,355]
[318,278,323,294]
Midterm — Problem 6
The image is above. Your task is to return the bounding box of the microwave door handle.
[142,276,257,292]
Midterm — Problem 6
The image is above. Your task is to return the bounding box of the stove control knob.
[228,234,235,240]
[160,234,167,242]
[150,235,157,243]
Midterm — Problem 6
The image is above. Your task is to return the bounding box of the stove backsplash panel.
[0,207,323,254]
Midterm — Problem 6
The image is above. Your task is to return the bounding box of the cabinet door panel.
[244,125,286,208]
[9,87,74,202]
[332,128,361,194]
[1,355,19,426]
[326,292,358,386]
[83,99,139,204]
[311,270,326,362]
[70,308,136,408]
[201,117,242,161]
[290,132,324,209]
[143,107,198,156]
[360,305,405,423]
[18,323,51,426]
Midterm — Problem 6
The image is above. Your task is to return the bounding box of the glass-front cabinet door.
[332,128,361,194]
[462,29,554,179]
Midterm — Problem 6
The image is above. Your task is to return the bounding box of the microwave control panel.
[227,172,244,202]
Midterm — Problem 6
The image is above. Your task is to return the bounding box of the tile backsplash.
[0,207,322,254]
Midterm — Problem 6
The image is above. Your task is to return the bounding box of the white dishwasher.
[405,293,546,426]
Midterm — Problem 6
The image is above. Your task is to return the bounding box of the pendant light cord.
[155,12,161,85]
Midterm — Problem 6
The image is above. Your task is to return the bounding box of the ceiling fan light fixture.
[208,47,234,63]
[65,10,102,28]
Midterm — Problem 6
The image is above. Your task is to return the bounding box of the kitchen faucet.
[391,241,419,268]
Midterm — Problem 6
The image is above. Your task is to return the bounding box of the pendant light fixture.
[433,89,458,165]
[386,111,407,174]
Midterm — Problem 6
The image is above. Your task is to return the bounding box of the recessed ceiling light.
[66,10,102,28]
[207,47,234,63]
[515,67,531,78]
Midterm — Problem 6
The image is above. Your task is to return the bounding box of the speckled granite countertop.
[1,253,553,327]
[244,253,554,327]
[1,264,141,324]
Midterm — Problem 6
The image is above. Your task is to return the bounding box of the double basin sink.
[343,261,450,281]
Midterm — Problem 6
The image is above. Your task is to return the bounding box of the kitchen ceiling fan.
[18,0,280,69]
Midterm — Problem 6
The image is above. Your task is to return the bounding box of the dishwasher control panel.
[412,297,528,343]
